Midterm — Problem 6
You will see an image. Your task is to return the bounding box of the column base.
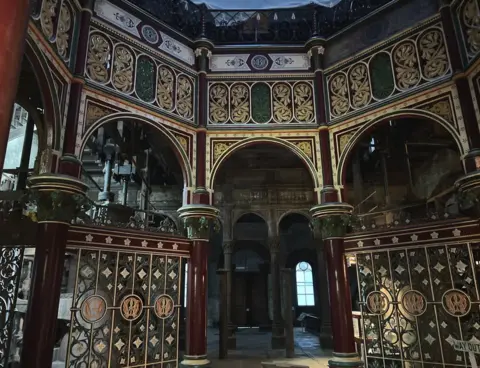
[328,352,363,368]
[180,355,210,368]
[271,334,286,349]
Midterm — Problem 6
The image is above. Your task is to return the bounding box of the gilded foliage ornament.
[393,41,420,90]
[182,216,221,239]
[293,83,314,122]
[311,214,358,239]
[295,141,313,159]
[28,189,90,223]
[329,73,349,117]
[85,103,115,129]
[213,142,233,162]
[462,0,480,56]
[272,83,293,123]
[40,0,58,40]
[157,66,175,110]
[86,34,111,84]
[176,76,193,119]
[349,63,371,109]
[418,29,448,79]
[175,135,188,153]
[230,84,250,123]
[209,84,229,123]
[112,45,134,93]
[339,131,356,154]
[421,99,453,124]
[56,3,72,59]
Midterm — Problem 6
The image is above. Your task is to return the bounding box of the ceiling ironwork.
[124,0,397,45]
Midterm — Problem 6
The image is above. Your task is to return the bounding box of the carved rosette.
[310,203,356,239]
[27,174,89,224]
[177,205,221,240]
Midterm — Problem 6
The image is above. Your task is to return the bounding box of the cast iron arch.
[209,137,319,190]
[22,37,61,153]
[336,109,466,188]
[80,112,194,188]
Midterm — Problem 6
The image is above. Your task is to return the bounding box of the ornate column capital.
[310,202,356,239]
[223,240,234,255]
[177,204,221,240]
[454,171,480,216]
[27,174,89,224]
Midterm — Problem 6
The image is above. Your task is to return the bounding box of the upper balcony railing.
[126,0,396,44]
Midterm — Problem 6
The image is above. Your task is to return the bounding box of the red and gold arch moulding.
[76,89,195,188]
[331,83,468,194]
[206,131,322,199]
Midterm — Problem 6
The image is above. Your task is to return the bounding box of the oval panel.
[369,52,394,100]
[251,83,271,123]
[135,55,156,102]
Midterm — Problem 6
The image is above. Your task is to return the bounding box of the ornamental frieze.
[208,80,316,125]
[326,24,451,121]
[85,28,195,124]
[456,0,480,62]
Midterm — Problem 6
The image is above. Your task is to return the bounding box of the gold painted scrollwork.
[420,98,454,125]
[112,45,134,93]
[176,75,194,119]
[86,34,112,84]
[230,83,250,123]
[273,83,293,123]
[85,103,115,129]
[213,142,233,163]
[157,66,175,111]
[295,141,313,159]
[175,135,188,153]
[209,84,229,123]
[418,29,449,79]
[339,132,356,154]
[329,73,349,117]
[56,3,72,59]
[293,83,314,123]
[349,63,371,109]
[393,41,420,90]
[462,0,480,56]
[40,0,58,40]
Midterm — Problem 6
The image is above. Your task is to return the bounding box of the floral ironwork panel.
[327,24,450,120]
[208,80,315,125]
[0,246,25,368]
[355,243,480,368]
[66,249,183,367]
[457,0,480,61]
[85,29,195,123]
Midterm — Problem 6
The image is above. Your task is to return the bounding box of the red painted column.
[0,0,30,173]
[185,240,209,358]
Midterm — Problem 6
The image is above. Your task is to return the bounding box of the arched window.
[296,261,315,306]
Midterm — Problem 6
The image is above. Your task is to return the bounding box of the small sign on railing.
[453,340,480,368]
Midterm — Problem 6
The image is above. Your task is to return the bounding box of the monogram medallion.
[366,291,389,315]
[442,289,471,317]
[154,294,175,319]
[401,290,427,317]
[80,295,107,323]
[120,294,143,321]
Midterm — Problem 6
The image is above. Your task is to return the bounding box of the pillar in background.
[0,0,30,174]
[222,240,236,349]
[20,172,88,368]
[268,236,285,349]
[178,205,220,368]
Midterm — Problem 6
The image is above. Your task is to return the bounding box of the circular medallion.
[154,294,175,319]
[401,290,427,317]
[80,295,107,323]
[442,289,471,317]
[141,25,159,44]
[120,294,143,321]
[251,55,269,70]
[366,291,389,315]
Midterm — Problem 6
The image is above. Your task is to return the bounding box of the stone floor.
[206,327,331,368]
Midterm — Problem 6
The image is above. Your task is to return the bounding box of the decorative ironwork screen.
[66,248,183,368]
[355,243,480,368]
[0,246,27,368]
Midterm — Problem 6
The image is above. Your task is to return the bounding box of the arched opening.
[342,116,464,228]
[79,119,186,231]
[295,262,314,307]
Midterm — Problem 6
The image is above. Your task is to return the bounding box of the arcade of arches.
[3,1,480,368]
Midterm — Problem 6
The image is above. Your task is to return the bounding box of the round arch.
[233,211,268,225]
[277,210,311,232]
[336,109,466,187]
[80,112,194,188]
[22,37,61,153]
[209,137,320,189]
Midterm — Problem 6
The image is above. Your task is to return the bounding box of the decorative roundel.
[120,294,144,321]
[80,295,107,323]
[154,294,175,319]
[442,289,471,317]
[141,25,159,44]
[366,291,389,315]
[251,55,269,70]
[401,290,427,317]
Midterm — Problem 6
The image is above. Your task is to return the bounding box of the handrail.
[355,190,376,210]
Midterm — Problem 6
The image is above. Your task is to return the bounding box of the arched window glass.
[184,263,188,307]
[296,261,315,306]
